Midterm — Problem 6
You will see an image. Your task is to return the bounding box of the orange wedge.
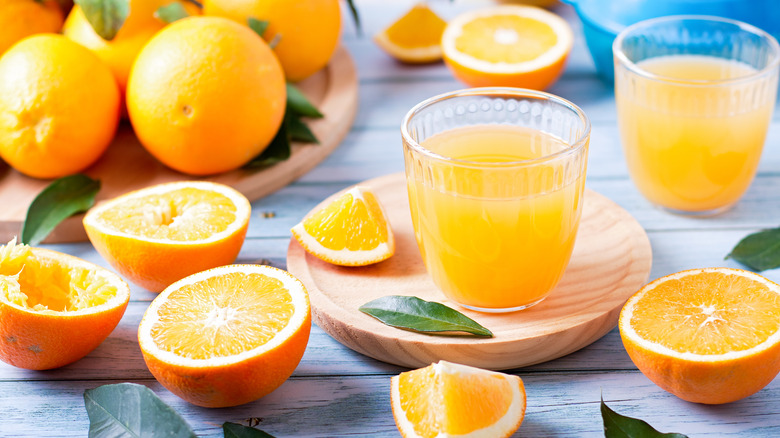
[0,238,130,370]
[391,361,526,438]
[441,5,573,90]
[619,267,780,404]
[374,3,447,64]
[138,264,311,407]
[291,186,394,266]
[83,181,250,292]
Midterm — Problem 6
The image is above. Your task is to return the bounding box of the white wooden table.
[3,1,780,436]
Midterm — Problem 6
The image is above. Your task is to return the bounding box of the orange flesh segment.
[150,272,294,359]
[630,272,780,355]
[385,4,446,49]
[455,15,558,63]
[93,187,238,241]
[0,241,117,311]
[398,365,514,437]
[302,191,388,251]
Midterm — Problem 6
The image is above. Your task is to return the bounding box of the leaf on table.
[601,396,688,438]
[154,2,190,24]
[21,174,100,247]
[344,0,361,36]
[726,226,780,271]
[83,383,196,438]
[359,295,493,337]
[286,83,324,119]
[75,0,130,41]
[223,422,277,438]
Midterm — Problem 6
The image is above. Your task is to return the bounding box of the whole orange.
[0,34,120,179]
[0,0,63,55]
[203,0,341,81]
[63,0,202,115]
[126,16,286,176]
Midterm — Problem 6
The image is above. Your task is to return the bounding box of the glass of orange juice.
[614,16,780,216]
[401,88,591,312]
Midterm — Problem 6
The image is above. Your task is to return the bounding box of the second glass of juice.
[614,16,780,215]
[402,88,591,313]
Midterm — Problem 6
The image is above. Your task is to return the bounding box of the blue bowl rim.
[612,15,780,86]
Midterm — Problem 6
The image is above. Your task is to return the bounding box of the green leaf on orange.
[21,174,100,246]
[75,0,130,41]
[247,17,270,38]
[155,2,190,24]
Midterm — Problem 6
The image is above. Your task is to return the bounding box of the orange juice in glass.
[402,88,590,312]
[614,16,780,215]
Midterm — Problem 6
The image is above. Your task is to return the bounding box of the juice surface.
[407,124,585,310]
[616,55,774,212]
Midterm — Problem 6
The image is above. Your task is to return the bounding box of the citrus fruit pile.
[374,3,573,90]
[0,0,342,178]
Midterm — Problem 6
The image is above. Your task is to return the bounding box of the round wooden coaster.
[286,173,653,370]
[0,46,358,244]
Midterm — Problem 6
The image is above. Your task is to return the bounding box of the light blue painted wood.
[3,0,780,436]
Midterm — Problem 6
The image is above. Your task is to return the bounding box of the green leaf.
[601,397,688,438]
[154,2,189,24]
[246,114,292,168]
[288,114,318,143]
[286,83,323,118]
[247,17,270,38]
[75,0,130,41]
[21,174,100,246]
[84,383,196,438]
[726,227,780,271]
[345,0,361,36]
[359,296,493,337]
[223,422,276,438]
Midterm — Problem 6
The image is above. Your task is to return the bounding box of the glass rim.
[613,15,780,87]
[400,87,591,169]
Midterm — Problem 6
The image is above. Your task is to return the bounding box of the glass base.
[653,202,736,218]
[457,296,548,314]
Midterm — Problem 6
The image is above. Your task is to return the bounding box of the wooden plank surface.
[2,0,780,436]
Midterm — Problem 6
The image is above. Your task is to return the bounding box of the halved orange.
[619,267,780,404]
[0,238,130,370]
[83,181,251,292]
[373,3,447,64]
[138,264,311,407]
[391,361,526,438]
[291,186,394,266]
[441,5,573,90]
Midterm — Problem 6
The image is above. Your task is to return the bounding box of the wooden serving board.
[0,46,358,244]
[287,173,653,370]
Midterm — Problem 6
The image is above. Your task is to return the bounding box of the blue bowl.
[564,0,780,81]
